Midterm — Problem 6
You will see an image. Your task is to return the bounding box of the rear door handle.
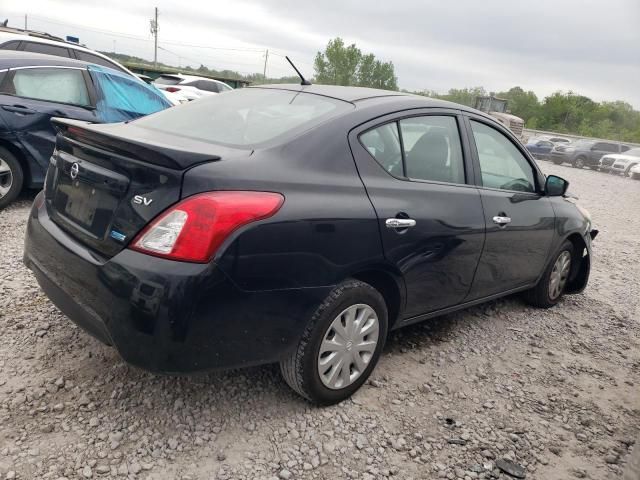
[385,218,416,229]
[492,215,512,226]
[2,105,36,115]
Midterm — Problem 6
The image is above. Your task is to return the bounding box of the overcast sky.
[4,0,640,107]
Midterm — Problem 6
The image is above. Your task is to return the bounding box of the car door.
[0,66,98,182]
[464,116,556,299]
[350,110,485,319]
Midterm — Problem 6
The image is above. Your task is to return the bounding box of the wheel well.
[351,270,402,329]
[0,141,31,185]
[565,233,589,293]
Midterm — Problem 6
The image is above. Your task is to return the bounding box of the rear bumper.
[24,192,332,373]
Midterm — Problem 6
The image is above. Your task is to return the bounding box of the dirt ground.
[0,162,639,480]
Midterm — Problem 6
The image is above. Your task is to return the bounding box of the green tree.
[314,37,398,90]
[496,86,540,123]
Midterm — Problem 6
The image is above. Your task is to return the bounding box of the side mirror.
[545,175,569,196]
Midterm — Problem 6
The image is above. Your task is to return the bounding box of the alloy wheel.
[575,158,585,168]
[549,251,571,300]
[0,157,12,199]
[317,304,379,390]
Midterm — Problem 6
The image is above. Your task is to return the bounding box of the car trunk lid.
[45,118,244,259]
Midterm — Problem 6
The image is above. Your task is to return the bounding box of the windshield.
[490,100,507,113]
[624,148,640,157]
[135,87,353,147]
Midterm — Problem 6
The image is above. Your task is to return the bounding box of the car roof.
[0,30,134,73]
[0,50,93,69]
[252,84,479,112]
[1,30,101,55]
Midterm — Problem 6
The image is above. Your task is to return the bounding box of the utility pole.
[263,49,269,79]
[24,14,27,30]
[150,7,158,67]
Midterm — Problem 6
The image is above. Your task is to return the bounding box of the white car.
[629,163,640,180]
[0,27,138,79]
[599,147,640,176]
[153,74,233,101]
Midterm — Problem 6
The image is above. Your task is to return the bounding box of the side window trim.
[463,114,543,194]
[357,110,474,186]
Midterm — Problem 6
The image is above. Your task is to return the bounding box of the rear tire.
[280,279,388,405]
[0,147,24,209]
[573,157,586,169]
[525,240,574,308]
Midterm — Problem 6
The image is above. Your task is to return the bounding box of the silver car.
[600,147,640,175]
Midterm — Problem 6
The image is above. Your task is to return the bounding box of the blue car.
[525,138,555,160]
[0,51,171,208]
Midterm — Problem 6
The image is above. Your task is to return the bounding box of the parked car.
[525,138,555,159]
[548,139,629,168]
[630,163,640,180]
[23,85,597,404]
[599,148,640,175]
[0,51,171,208]
[134,73,184,106]
[0,27,136,78]
[153,73,233,101]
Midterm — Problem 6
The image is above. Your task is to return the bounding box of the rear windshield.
[134,88,353,147]
[154,75,181,85]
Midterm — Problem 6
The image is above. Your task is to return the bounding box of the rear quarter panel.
[181,119,386,291]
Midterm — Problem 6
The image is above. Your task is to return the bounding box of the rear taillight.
[165,87,181,93]
[129,191,284,263]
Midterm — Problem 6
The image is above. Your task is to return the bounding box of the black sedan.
[0,51,171,208]
[23,85,597,404]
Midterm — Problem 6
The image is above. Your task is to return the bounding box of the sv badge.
[133,195,153,206]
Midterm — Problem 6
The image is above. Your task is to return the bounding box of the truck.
[474,95,525,139]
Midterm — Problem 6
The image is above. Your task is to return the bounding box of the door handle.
[2,105,36,115]
[386,218,417,229]
[492,215,512,226]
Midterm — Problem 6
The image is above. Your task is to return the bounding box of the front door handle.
[386,218,417,229]
[492,215,512,226]
[1,105,36,115]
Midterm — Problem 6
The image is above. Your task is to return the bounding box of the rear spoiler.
[52,118,220,170]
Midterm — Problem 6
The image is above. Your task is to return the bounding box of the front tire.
[573,157,586,169]
[280,279,388,405]
[525,240,574,308]
[0,147,24,209]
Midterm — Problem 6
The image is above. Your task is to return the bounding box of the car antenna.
[285,56,312,86]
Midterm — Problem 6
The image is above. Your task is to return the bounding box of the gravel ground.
[0,162,639,480]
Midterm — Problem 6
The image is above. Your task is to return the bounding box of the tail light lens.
[130,191,284,263]
[165,87,181,93]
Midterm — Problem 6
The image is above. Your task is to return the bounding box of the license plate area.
[52,176,119,238]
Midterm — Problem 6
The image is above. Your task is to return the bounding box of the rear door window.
[360,123,402,176]
[399,116,465,184]
[5,67,90,106]
[89,67,170,121]
[470,120,536,193]
[22,41,71,57]
[0,40,21,50]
